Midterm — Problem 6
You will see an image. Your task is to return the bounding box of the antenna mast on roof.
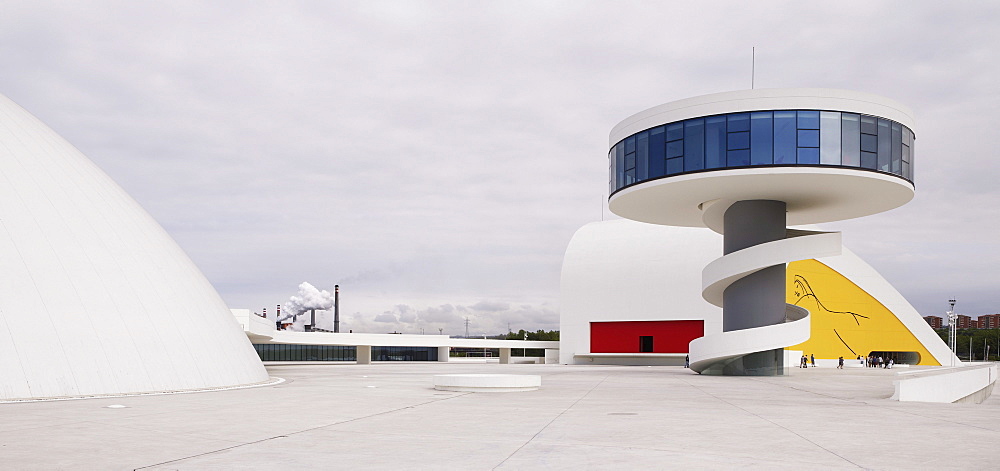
[751,46,756,89]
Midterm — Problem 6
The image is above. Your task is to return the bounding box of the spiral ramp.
[688,228,843,374]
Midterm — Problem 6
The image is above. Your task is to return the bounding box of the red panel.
[590,320,704,353]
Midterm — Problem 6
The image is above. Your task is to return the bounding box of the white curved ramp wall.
[0,94,268,400]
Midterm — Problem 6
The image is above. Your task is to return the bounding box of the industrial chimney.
[334,285,340,333]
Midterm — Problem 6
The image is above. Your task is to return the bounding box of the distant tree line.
[503,329,559,341]
[934,328,1000,361]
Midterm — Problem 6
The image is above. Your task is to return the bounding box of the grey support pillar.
[721,200,786,375]
[499,348,511,364]
[437,346,450,362]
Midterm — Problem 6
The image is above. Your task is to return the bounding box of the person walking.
[810,354,815,367]
[838,356,844,369]
[684,354,689,368]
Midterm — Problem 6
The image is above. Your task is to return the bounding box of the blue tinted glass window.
[861,151,877,169]
[903,161,910,181]
[861,133,877,153]
[841,114,860,166]
[616,142,625,188]
[666,140,683,158]
[684,119,705,171]
[625,136,635,153]
[860,115,877,135]
[798,129,819,148]
[820,111,841,164]
[648,127,665,178]
[891,123,902,174]
[798,147,820,164]
[727,113,750,132]
[728,131,750,150]
[750,112,773,165]
[728,149,750,166]
[774,111,796,164]
[625,168,635,185]
[705,116,726,169]
[666,123,684,141]
[636,132,648,181]
[877,119,891,172]
[625,153,635,170]
[666,157,684,175]
[609,146,616,193]
[797,111,820,129]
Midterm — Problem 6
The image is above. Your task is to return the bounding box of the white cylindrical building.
[607,89,916,375]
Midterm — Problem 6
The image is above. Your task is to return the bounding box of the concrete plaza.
[1,362,997,470]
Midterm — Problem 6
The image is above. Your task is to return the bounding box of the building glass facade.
[252,344,439,362]
[610,110,914,194]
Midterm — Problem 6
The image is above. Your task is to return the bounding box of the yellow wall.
[786,259,939,365]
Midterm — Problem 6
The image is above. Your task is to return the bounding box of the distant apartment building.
[923,316,943,329]
[978,314,1000,329]
[954,315,973,329]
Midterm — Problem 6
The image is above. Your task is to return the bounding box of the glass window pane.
[648,127,665,178]
[861,151,877,169]
[727,113,750,132]
[636,131,648,181]
[684,119,705,171]
[797,129,819,148]
[750,112,773,165]
[820,111,841,164]
[877,119,891,171]
[774,111,796,164]
[705,116,726,169]
[625,135,635,153]
[891,122,902,174]
[798,147,819,164]
[608,148,614,194]
[666,140,683,158]
[728,149,750,166]
[902,161,910,181]
[625,168,635,184]
[841,114,860,166]
[616,143,625,189]
[797,111,820,130]
[666,157,684,175]
[860,115,877,135]
[860,134,877,153]
[728,131,750,150]
[666,123,684,141]
[625,153,635,170]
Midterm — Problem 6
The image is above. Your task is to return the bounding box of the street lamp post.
[947,299,957,367]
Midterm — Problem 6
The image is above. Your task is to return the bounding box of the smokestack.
[276,305,282,330]
[334,285,340,333]
[308,309,315,332]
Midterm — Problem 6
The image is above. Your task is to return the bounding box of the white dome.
[0,94,268,400]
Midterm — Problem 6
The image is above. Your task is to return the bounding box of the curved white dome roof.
[0,94,267,400]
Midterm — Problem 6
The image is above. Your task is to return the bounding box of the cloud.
[470,301,510,312]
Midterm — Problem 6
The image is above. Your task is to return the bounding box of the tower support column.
[720,200,787,375]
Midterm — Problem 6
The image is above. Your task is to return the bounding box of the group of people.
[798,355,846,369]
[862,354,894,369]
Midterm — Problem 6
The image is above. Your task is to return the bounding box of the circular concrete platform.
[433,374,541,392]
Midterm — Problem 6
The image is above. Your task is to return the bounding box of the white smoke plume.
[283,282,335,319]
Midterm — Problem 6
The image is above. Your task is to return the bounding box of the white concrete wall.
[559,220,722,364]
[0,93,268,400]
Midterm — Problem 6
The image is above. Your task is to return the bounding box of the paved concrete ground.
[1,362,998,470]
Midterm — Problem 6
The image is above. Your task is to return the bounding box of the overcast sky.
[1,1,998,335]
